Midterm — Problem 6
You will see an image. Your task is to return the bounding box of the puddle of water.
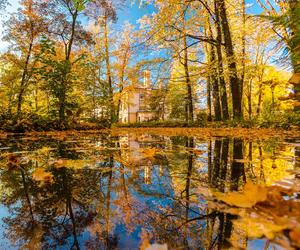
[0,131,298,249]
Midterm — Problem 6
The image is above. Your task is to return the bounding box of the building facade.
[118,71,158,123]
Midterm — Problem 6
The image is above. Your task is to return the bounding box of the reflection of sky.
[0,133,297,249]
[0,205,17,250]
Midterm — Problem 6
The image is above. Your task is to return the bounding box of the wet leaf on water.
[140,148,160,158]
[214,182,268,208]
[7,155,20,170]
[289,228,300,247]
[32,168,53,183]
[233,216,289,239]
[189,149,204,156]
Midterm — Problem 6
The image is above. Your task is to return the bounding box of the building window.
[140,94,146,109]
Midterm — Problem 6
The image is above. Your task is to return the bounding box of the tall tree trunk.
[104,16,115,125]
[207,18,222,121]
[214,0,229,120]
[231,138,245,191]
[240,0,246,102]
[58,8,78,129]
[182,17,194,124]
[218,0,243,119]
[204,25,212,121]
[256,82,263,115]
[219,138,229,192]
[210,46,222,121]
[17,40,33,118]
[207,76,212,121]
[212,139,222,187]
[248,79,252,119]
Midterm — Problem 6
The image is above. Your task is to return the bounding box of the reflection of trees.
[0,140,107,249]
[0,133,297,249]
[206,138,246,249]
[231,139,245,191]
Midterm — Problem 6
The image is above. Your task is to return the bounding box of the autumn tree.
[86,0,119,125]
[2,0,46,119]
[258,0,300,111]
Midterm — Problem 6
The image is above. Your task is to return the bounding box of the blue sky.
[0,0,270,53]
[0,0,156,50]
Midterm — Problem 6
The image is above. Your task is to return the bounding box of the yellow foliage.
[215,182,267,208]
[233,216,289,239]
[140,147,161,158]
[32,168,53,183]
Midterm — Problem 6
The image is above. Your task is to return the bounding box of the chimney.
[143,70,151,88]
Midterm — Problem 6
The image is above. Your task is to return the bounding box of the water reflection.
[0,132,297,249]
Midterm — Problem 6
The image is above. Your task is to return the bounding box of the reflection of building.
[144,165,151,184]
[118,134,168,184]
[118,71,158,123]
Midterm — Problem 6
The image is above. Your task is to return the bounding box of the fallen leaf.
[215,182,267,208]
[289,228,300,247]
[233,216,289,239]
[140,148,160,158]
[32,168,53,183]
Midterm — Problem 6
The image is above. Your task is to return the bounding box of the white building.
[118,71,158,123]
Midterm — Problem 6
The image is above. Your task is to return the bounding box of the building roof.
[120,84,160,94]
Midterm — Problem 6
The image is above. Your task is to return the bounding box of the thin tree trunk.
[207,18,222,121]
[104,16,115,125]
[231,138,244,191]
[204,25,212,121]
[58,8,78,129]
[218,0,243,119]
[210,46,222,121]
[241,0,246,102]
[182,21,194,124]
[207,76,212,121]
[17,40,33,118]
[214,0,229,120]
[256,81,263,115]
[248,79,252,119]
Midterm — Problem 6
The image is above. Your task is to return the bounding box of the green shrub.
[256,110,300,129]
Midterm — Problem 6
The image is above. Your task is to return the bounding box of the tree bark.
[206,76,212,121]
[248,79,252,119]
[204,24,212,121]
[58,7,78,129]
[210,46,222,121]
[17,40,33,118]
[218,0,243,119]
[104,15,115,125]
[182,12,194,124]
[240,0,246,102]
[214,0,229,120]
